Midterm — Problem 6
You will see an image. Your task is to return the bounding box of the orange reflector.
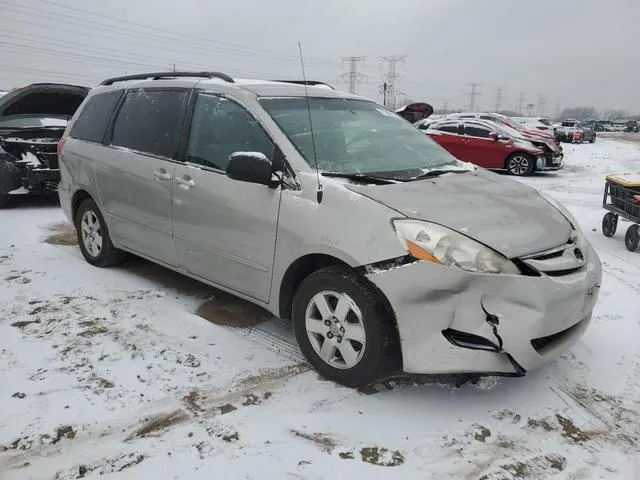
[406,240,442,264]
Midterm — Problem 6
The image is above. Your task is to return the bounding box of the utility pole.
[380,55,407,109]
[537,94,546,116]
[379,82,388,106]
[495,86,505,112]
[172,63,176,73]
[467,83,481,112]
[337,56,367,94]
[442,100,448,115]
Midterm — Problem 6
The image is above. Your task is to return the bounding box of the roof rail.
[100,71,235,86]
[271,80,334,90]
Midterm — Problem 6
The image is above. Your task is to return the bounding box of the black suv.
[0,83,89,208]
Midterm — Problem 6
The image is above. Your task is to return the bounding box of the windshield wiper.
[321,172,395,184]
[410,168,470,181]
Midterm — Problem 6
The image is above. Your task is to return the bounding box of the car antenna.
[298,42,323,203]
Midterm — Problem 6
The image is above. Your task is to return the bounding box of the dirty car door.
[172,93,281,303]
[96,88,188,265]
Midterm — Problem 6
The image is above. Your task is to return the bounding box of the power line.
[380,55,407,109]
[337,56,367,94]
[0,0,338,66]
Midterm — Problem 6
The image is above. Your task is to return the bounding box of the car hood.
[346,169,572,258]
[0,83,89,119]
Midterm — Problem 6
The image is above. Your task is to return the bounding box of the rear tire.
[506,153,535,176]
[602,213,618,237]
[625,225,640,252]
[75,198,124,267]
[292,266,394,388]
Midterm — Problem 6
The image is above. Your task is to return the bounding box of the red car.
[422,119,546,176]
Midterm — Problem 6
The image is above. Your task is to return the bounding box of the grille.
[518,232,585,276]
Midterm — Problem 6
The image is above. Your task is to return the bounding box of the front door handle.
[176,176,195,189]
[154,169,171,181]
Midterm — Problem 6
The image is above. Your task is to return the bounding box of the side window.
[438,123,460,134]
[187,94,274,170]
[70,91,122,143]
[464,124,491,138]
[111,89,187,158]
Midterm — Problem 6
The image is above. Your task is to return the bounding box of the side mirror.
[489,131,499,141]
[226,152,279,187]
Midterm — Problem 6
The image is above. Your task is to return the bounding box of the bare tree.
[558,106,599,120]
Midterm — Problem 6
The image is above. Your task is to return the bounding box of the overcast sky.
[1,0,638,114]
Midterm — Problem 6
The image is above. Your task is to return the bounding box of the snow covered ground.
[1,137,639,480]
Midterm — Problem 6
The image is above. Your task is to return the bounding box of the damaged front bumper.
[366,244,602,376]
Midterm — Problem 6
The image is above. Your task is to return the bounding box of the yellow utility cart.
[602,173,640,252]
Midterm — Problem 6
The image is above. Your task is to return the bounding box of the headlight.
[538,191,582,233]
[393,220,520,274]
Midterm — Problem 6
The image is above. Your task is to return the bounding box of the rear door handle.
[176,176,195,189]
[154,169,171,181]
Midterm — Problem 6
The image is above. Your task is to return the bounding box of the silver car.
[58,72,602,387]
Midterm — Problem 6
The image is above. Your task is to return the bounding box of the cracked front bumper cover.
[366,244,602,375]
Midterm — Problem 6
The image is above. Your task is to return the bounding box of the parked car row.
[412,111,563,176]
[1,73,603,388]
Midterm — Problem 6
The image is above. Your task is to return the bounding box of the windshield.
[259,97,458,176]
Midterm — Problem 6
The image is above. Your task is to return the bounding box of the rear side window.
[70,91,122,143]
[464,124,491,138]
[111,89,187,158]
[438,123,460,134]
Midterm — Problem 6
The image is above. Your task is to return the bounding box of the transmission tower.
[495,86,505,112]
[467,83,481,112]
[518,92,525,115]
[537,94,547,116]
[337,56,367,94]
[380,55,407,109]
[442,100,449,115]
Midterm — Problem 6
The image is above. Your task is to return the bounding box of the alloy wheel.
[81,210,103,258]
[509,155,531,176]
[305,290,366,369]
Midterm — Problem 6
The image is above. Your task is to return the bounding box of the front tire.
[292,266,393,387]
[602,213,618,237]
[625,225,640,252]
[75,198,123,267]
[506,153,534,176]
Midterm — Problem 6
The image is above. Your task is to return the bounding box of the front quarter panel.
[270,172,407,315]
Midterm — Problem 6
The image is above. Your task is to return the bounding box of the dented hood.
[347,169,572,258]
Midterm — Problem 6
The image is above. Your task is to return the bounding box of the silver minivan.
[58,72,602,387]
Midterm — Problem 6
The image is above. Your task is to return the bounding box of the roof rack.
[100,71,235,86]
[271,80,334,90]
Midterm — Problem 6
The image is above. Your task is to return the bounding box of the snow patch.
[18,151,42,167]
